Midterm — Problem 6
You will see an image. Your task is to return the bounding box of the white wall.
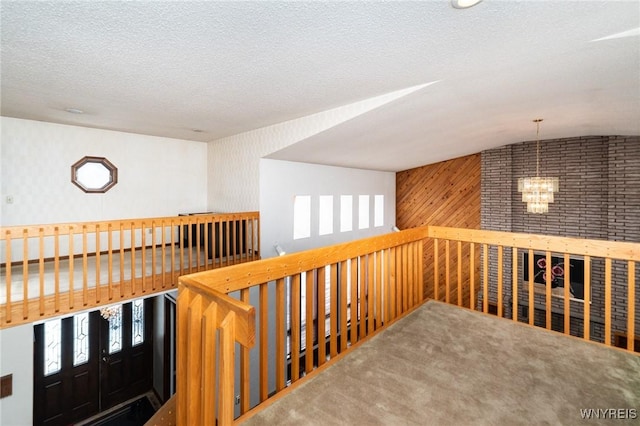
[0,324,33,426]
[260,159,396,256]
[0,117,208,422]
[1,117,208,226]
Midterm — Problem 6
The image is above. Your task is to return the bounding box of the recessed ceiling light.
[451,0,483,9]
[192,129,205,133]
[65,108,84,114]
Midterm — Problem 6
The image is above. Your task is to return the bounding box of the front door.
[34,298,153,425]
[34,311,100,425]
[99,298,154,410]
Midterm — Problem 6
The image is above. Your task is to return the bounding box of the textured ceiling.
[1,1,639,172]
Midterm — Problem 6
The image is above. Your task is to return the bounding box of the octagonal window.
[71,156,118,193]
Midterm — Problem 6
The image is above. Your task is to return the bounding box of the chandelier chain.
[517,118,558,214]
[535,118,541,176]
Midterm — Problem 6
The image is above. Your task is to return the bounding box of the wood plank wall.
[396,154,481,307]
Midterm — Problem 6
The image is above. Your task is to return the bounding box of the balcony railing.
[0,212,259,328]
[428,226,639,351]
[174,226,639,425]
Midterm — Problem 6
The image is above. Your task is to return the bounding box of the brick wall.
[481,136,640,344]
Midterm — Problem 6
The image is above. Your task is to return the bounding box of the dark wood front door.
[34,311,100,425]
[99,298,154,410]
[34,299,154,425]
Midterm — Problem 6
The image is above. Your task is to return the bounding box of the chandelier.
[100,305,121,320]
[517,119,559,214]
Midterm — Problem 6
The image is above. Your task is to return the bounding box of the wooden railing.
[171,226,639,425]
[428,226,639,352]
[177,286,255,425]
[0,212,259,328]
[176,227,427,425]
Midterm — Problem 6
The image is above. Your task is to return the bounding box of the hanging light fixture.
[517,119,559,214]
[99,304,121,320]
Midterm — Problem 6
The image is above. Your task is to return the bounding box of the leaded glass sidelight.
[73,312,90,366]
[132,299,145,346]
[108,305,123,354]
[44,318,62,376]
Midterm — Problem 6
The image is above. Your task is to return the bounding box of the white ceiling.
[1,1,639,172]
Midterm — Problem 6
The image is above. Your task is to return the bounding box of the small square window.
[358,195,370,230]
[293,195,311,239]
[319,196,334,236]
[340,195,353,232]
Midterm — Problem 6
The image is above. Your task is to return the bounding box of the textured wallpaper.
[206,85,423,212]
[1,117,208,226]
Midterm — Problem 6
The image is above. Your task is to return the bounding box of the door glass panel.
[132,299,145,346]
[44,318,62,376]
[73,312,90,366]
[108,305,123,354]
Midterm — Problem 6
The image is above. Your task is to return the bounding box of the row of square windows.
[293,195,385,239]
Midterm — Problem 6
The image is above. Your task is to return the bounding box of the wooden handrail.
[176,285,255,426]
[428,226,639,352]
[428,226,640,260]
[174,225,638,425]
[176,227,427,425]
[0,212,260,328]
[181,226,429,294]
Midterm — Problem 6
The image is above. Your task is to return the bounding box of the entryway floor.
[75,391,160,426]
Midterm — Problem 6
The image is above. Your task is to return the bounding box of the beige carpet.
[241,300,640,425]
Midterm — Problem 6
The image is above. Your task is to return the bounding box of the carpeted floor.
[241,300,640,425]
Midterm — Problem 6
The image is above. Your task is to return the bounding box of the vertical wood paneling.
[397,154,481,306]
